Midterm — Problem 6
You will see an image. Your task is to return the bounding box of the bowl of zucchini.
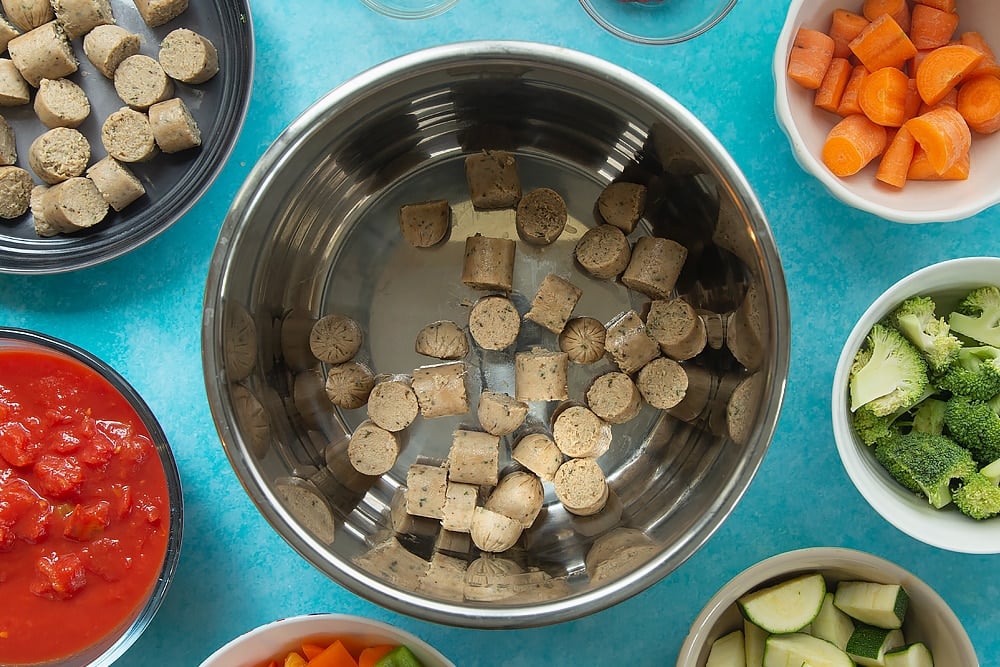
[675,547,977,667]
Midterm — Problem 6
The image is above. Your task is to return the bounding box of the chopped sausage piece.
[415,320,468,360]
[1,0,53,32]
[727,372,762,446]
[515,187,566,245]
[484,471,544,529]
[727,281,765,371]
[558,316,606,364]
[469,295,520,350]
[434,528,470,556]
[28,127,89,184]
[552,405,612,458]
[597,181,647,234]
[148,97,200,153]
[101,107,157,162]
[441,481,478,533]
[275,480,336,546]
[324,361,375,410]
[30,185,60,236]
[354,536,428,589]
[388,488,437,537]
[470,506,523,553]
[477,390,528,436]
[30,176,108,233]
[412,361,469,418]
[553,458,608,517]
[0,166,32,219]
[574,224,631,280]
[514,348,569,402]
[636,357,688,410]
[405,463,448,519]
[605,310,660,375]
[34,77,90,129]
[158,27,218,84]
[86,156,144,212]
[0,17,17,55]
[309,313,363,363]
[665,364,715,422]
[347,420,399,476]
[524,274,582,334]
[586,372,642,424]
[461,234,516,292]
[448,429,499,486]
[132,0,188,28]
[7,21,77,87]
[367,375,419,432]
[646,298,707,361]
[417,552,467,601]
[621,236,688,299]
[83,24,140,78]
[0,58,31,106]
[511,432,563,482]
[465,150,520,210]
[0,114,15,164]
[114,54,173,110]
[398,199,450,248]
[50,0,113,40]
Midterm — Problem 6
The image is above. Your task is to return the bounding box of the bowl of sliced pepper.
[198,614,454,667]
[578,0,738,45]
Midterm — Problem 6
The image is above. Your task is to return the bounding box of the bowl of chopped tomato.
[0,328,183,666]
[774,0,1000,223]
[199,614,454,667]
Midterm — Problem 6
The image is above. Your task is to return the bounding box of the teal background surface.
[1,1,998,665]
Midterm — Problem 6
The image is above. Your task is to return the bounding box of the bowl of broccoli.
[833,256,1000,553]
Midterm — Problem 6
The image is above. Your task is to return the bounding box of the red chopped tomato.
[31,551,87,600]
[33,454,84,499]
[0,421,41,467]
[80,537,132,582]
[63,501,111,541]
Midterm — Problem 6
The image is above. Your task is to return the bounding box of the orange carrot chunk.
[904,105,971,174]
[909,4,960,50]
[302,644,326,661]
[914,0,956,12]
[907,144,970,180]
[956,74,1000,134]
[859,66,911,126]
[876,126,917,187]
[862,0,910,35]
[815,57,854,113]
[903,78,923,123]
[358,646,396,667]
[918,86,957,114]
[837,65,870,116]
[959,32,1000,79]
[915,44,985,105]
[849,14,917,72]
[822,113,889,177]
[788,27,836,90]
[829,9,870,59]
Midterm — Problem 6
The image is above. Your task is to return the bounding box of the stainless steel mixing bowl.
[202,41,789,628]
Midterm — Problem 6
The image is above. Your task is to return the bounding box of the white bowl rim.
[674,546,978,666]
[199,613,456,667]
[832,256,1000,554]
[772,0,1000,224]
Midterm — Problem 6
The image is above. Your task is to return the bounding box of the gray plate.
[0,0,253,274]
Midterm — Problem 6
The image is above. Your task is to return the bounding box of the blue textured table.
[1,1,998,665]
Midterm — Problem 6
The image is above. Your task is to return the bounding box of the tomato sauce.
[0,348,171,665]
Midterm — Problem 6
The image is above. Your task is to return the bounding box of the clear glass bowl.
[359,0,459,19]
[578,0,738,45]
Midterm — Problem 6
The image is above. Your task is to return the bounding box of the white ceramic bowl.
[773,0,1000,223]
[675,547,979,666]
[199,614,455,667]
[832,256,1000,553]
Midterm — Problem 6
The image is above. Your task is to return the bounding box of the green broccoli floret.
[952,472,1000,520]
[850,324,930,417]
[982,458,1000,485]
[889,295,962,374]
[949,285,1000,348]
[912,397,948,435]
[873,431,978,508]
[853,404,901,446]
[936,346,1000,400]
[943,394,1000,466]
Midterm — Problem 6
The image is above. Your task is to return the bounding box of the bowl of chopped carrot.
[199,614,455,667]
[774,0,1000,223]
